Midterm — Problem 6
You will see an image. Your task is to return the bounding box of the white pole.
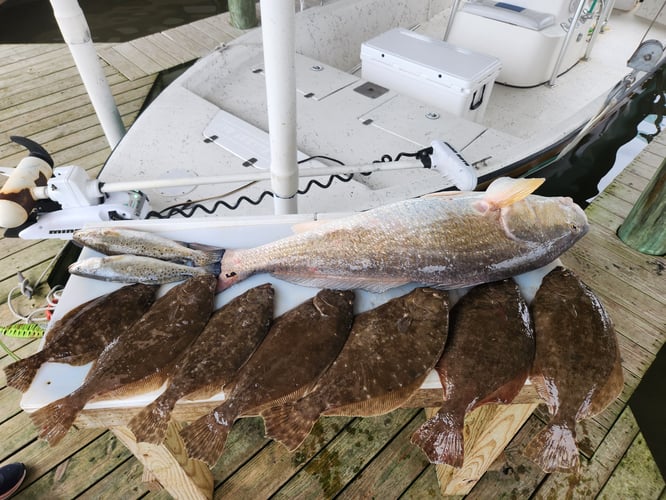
[94,159,425,194]
[260,0,299,215]
[50,0,126,149]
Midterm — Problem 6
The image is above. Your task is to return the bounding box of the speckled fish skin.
[128,283,274,445]
[217,179,588,293]
[179,289,355,467]
[29,274,217,446]
[73,227,223,266]
[524,266,623,473]
[68,254,220,285]
[411,279,535,466]
[261,287,450,452]
[4,284,158,393]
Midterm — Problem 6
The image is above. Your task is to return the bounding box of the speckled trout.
[217,178,588,292]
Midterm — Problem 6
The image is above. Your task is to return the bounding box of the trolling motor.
[0,136,150,238]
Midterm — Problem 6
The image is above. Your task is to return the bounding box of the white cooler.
[361,28,501,123]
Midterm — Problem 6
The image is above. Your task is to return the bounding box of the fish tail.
[29,394,84,446]
[127,396,176,445]
[187,244,225,266]
[203,261,221,277]
[261,401,319,452]
[3,355,43,392]
[524,420,580,473]
[411,408,465,467]
[180,408,233,467]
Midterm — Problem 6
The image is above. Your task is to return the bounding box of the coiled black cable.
[146,149,432,219]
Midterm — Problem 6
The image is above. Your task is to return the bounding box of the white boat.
[88,0,665,220]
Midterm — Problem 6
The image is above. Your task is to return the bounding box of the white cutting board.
[21,214,551,412]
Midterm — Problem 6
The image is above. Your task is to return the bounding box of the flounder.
[180,289,355,467]
[524,266,623,473]
[411,279,535,466]
[262,287,450,451]
[128,283,274,445]
[217,177,588,292]
[4,283,158,392]
[29,274,217,446]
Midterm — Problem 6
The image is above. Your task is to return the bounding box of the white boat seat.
[448,0,592,87]
[462,1,555,31]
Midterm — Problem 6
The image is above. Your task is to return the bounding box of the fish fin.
[411,407,465,466]
[529,373,559,415]
[4,355,42,393]
[185,244,225,267]
[482,177,544,209]
[30,395,84,446]
[271,273,410,293]
[291,220,335,234]
[127,396,176,445]
[477,373,529,408]
[582,349,624,419]
[261,401,319,452]
[523,421,580,473]
[203,261,221,277]
[181,384,224,401]
[180,408,233,467]
[325,379,426,417]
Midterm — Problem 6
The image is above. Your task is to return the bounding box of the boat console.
[447,0,595,87]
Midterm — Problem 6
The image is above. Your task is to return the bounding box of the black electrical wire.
[146,148,432,219]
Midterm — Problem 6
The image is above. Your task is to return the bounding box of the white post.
[50,0,126,149]
[260,0,299,215]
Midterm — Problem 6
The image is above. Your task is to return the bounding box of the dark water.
[0,0,228,43]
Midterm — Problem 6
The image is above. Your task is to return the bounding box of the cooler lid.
[362,28,501,83]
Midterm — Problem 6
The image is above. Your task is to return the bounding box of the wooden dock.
[1,10,665,499]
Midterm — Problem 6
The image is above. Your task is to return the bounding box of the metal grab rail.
[548,0,596,86]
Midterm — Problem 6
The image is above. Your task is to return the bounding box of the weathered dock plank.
[336,411,430,498]
[272,409,419,498]
[598,432,666,499]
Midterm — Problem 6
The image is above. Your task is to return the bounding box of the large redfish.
[524,266,623,473]
[217,178,588,292]
[29,274,217,446]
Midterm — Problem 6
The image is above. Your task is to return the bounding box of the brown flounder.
[217,177,588,292]
[411,279,535,466]
[128,283,274,445]
[4,283,158,393]
[262,287,450,451]
[180,289,355,467]
[29,274,217,446]
[524,266,623,473]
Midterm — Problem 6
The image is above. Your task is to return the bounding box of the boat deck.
[0,8,664,499]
